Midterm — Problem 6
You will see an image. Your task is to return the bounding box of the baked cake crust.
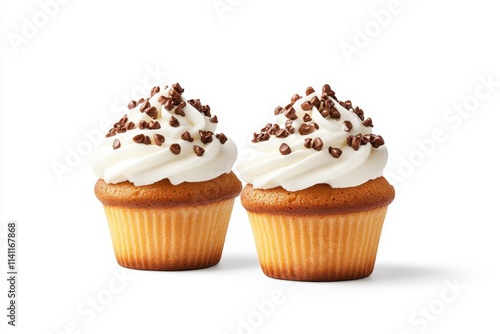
[95,171,242,208]
[241,176,394,215]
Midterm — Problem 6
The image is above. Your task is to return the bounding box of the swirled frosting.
[91,83,237,186]
[236,85,388,191]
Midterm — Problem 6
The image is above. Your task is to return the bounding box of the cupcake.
[237,84,395,281]
[91,83,241,270]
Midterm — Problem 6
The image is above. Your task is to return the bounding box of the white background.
[1,0,499,333]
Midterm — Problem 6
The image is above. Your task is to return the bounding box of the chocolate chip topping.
[140,98,150,112]
[153,134,165,146]
[164,98,175,111]
[112,139,121,150]
[216,133,228,144]
[158,95,168,105]
[199,130,213,144]
[127,100,137,110]
[181,131,194,142]
[209,115,218,123]
[274,106,283,115]
[301,101,312,111]
[169,89,183,105]
[304,138,312,148]
[193,145,205,157]
[144,106,158,119]
[343,120,353,132]
[149,121,161,129]
[310,96,321,109]
[172,82,184,94]
[322,84,337,100]
[329,147,342,158]
[303,113,312,122]
[174,101,186,116]
[362,117,373,127]
[279,143,291,155]
[305,86,315,96]
[354,106,364,121]
[291,94,302,104]
[298,123,315,136]
[133,134,149,145]
[347,134,362,151]
[138,120,148,130]
[312,138,323,151]
[150,86,160,97]
[370,135,385,148]
[170,143,181,155]
[169,116,180,127]
[126,121,136,130]
[284,107,298,120]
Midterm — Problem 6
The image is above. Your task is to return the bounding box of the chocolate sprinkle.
[347,134,362,151]
[158,95,168,105]
[181,131,194,142]
[291,94,302,104]
[362,117,373,127]
[153,134,165,146]
[329,147,342,158]
[140,98,150,112]
[312,138,323,151]
[170,143,181,155]
[199,130,213,144]
[127,100,137,110]
[172,83,184,94]
[304,138,312,148]
[370,135,385,148]
[298,123,315,136]
[150,86,160,97]
[169,116,180,127]
[284,107,298,120]
[145,106,158,119]
[343,120,353,132]
[279,143,291,155]
[193,145,205,156]
[216,133,228,144]
[133,134,144,143]
[149,121,161,130]
[301,101,312,111]
[310,96,321,109]
[112,139,121,150]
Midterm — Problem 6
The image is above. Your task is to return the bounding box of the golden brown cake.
[95,172,241,270]
[91,83,241,270]
[237,84,395,281]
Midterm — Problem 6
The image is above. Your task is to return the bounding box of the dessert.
[237,84,395,281]
[92,83,241,270]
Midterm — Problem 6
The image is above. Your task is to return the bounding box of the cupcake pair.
[91,83,395,281]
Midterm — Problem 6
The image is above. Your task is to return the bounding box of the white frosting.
[91,85,237,186]
[236,88,388,191]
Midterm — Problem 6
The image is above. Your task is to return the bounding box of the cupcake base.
[247,206,388,281]
[103,199,235,270]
